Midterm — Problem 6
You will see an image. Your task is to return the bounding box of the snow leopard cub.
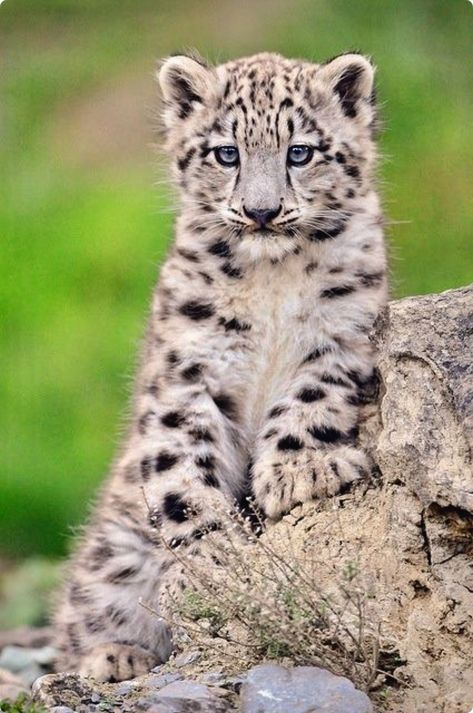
[54,51,387,682]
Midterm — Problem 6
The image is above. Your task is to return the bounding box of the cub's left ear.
[158,54,216,125]
[319,53,376,122]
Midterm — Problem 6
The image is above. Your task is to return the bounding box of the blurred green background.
[1,0,472,563]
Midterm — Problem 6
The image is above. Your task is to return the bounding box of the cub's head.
[158,51,378,261]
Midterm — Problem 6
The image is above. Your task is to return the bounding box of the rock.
[374,285,473,511]
[240,664,372,713]
[32,672,102,709]
[172,650,202,668]
[0,643,56,686]
[30,669,234,713]
[134,679,231,712]
[146,671,183,689]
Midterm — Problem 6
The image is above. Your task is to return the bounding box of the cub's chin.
[236,230,300,264]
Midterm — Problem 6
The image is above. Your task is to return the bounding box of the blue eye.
[214,145,239,167]
[287,145,314,166]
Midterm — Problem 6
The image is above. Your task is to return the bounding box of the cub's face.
[159,52,378,261]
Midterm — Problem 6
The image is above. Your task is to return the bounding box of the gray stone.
[32,644,57,666]
[240,664,373,713]
[146,671,183,689]
[134,679,232,712]
[0,645,36,673]
[0,643,56,686]
[50,708,76,713]
[114,680,135,696]
[374,285,473,512]
[172,650,202,668]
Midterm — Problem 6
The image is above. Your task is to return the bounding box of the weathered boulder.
[374,285,473,511]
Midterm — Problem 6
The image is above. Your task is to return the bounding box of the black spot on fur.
[196,453,215,470]
[106,606,128,628]
[140,457,153,480]
[85,616,103,634]
[199,271,213,284]
[179,300,215,320]
[177,247,199,262]
[316,139,331,153]
[182,363,202,381]
[305,261,318,274]
[357,271,385,288]
[88,542,114,571]
[221,262,242,279]
[344,164,360,179]
[106,565,139,583]
[208,239,231,258]
[298,387,326,402]
[163,493,190,523]
[303,346,332,363]
[308,223,346,242]
[213,393,238,420]
[335,151,346,163]
[203,471,219,488]
[219,317,251,332]
[308,425,343,443]
[269,405,286,418]
[138,410,156,435]
[277,435,304,451]
[66,624,82,655]
[155,452,179,472]
[177,147,196,172]
[320,285,356,299]
[167,350,180,366]
[189,427,214,443]
[320,373,352,388]
[161,411,186,428]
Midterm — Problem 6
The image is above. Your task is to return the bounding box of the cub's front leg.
[251,342,377,519]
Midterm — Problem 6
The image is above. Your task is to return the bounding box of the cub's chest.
[228,262,320,340]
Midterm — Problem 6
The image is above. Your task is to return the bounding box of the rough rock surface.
[240,664,373,713]
[32,671,233,712]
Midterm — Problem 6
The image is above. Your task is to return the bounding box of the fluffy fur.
[53,51,387,681]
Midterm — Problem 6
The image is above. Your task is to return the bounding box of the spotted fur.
[54,51,387,681]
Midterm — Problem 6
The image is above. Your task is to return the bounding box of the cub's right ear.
[158,54,216,126]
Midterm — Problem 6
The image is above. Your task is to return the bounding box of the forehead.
[214,54,320,150]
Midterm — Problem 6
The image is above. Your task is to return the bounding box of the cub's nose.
[243,205,282,228]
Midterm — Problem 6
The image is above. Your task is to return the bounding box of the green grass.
[1,0,472,559]
[0,695,46,713]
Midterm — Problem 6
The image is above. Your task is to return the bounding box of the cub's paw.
[78,643,158,682]
[252,444,369,520]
